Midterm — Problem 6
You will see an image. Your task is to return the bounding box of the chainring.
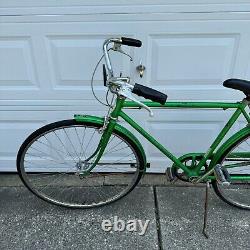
[172,155,207,182]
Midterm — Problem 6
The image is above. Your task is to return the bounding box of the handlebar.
[102,37,167,115]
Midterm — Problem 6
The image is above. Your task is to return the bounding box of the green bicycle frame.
[76,97,250,181]
[121,99,250,178]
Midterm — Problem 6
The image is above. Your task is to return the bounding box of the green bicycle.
[17,37,250,210]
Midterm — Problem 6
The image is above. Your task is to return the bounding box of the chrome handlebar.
[102,38,154,116]
[103,38,122,78]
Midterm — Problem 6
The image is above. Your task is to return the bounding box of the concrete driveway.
[0,175,249,250]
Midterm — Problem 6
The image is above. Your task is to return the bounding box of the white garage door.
[1,1,250,171]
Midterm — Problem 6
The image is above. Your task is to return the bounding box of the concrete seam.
[153,186,163,250]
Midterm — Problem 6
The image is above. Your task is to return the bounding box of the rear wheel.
[212,134,250,210]
[17,119,144,208]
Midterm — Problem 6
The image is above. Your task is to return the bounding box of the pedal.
[214,164,231,186]
[165,167,177,183]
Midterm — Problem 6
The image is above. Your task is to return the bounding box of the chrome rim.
[20,124,140,208]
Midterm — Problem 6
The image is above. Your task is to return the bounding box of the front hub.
[76,160,92,177]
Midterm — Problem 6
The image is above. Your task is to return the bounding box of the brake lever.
[118,85,154,117]
[111,46,133,61]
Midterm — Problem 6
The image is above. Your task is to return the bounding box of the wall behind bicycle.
[1,0,250,171]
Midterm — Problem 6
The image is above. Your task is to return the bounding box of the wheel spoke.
[63,128,80,161]
[53,131,78,164]
[79,127,87,159]
[18,122,141,208]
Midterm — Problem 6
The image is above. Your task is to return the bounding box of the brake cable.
[90,53,109,107]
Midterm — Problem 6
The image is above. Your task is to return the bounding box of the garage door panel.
[46,35,133,89]
[140,21,250,100]
[146,32,242,100]
[0,120,45,154]
[0,22,136,101]
[0,120,47,171]
[149,34,239,84]
[0,36,38,90]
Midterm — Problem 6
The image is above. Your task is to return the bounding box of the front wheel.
[17,119,144,208]
[212,134,250,210]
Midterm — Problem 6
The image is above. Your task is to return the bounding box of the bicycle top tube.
[123,100,244,109]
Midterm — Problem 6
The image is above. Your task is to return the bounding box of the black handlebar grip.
[121,37,142,47]
[132,84,167,105]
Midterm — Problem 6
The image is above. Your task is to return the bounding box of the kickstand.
[202,181,210,239]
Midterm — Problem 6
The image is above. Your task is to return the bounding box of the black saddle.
[223,79,250,96]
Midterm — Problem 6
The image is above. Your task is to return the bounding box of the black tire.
[17,119,144,208]
[212,133,250,210]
